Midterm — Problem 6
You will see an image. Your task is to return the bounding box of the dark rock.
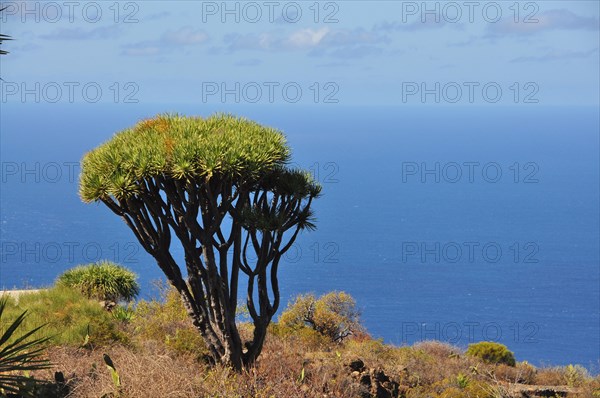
[359,388,371,398]
[509,384,577,398]
[348,358,365,372]
[347,361,402,398]
[101,300,117,310]
[359,373,371,387]
[382,380,399,392]
[372,383,393,398]
[372,368,390,383]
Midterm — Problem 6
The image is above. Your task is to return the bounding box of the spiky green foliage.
[0,298,51,395]
[80,114,294,202]
[0,7,12,56]
[0,35,10,55]
[56,261,140,303]
[79,114,320,370]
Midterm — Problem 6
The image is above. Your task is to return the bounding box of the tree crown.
[79,113,295,202]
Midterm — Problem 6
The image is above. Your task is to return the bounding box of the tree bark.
[101,173,314,370]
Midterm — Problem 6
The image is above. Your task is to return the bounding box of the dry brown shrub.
[534,367,567,386]
[413,341,461,360]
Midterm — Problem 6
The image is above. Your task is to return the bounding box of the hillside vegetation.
[1,281,598,398]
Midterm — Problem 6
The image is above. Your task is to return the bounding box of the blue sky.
[0,0,598,105]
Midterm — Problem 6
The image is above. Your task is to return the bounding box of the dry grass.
[6,288,597,397]
[41,344,203,397]
[35,335,359,398]
[26,330,599,398]
[533,367,567,386]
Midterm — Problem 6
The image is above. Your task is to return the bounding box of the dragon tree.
[79,114,321,370]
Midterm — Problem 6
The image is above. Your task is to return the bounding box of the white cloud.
[286,28,329,49]
[224,27,387,58]
[225,28,330,52]
[162,27,208,45]
[122,26,209,57]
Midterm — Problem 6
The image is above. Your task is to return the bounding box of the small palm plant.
[0,297,52,395]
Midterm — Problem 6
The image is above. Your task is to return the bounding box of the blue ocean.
[1,104,598,370]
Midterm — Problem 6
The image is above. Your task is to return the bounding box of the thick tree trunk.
[222,336,244,371]
[243,321,268,366]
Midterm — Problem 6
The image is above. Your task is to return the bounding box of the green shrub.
[456,373,470,389]
[269,323,330,350]
[56,261,139,303]
[435,380,494,398]
[344,337,395,362]
[111,304,135,323]
[279,291,362,342]
[564,364,589,387]
[1,286,125,347]
[466,341,516,366]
